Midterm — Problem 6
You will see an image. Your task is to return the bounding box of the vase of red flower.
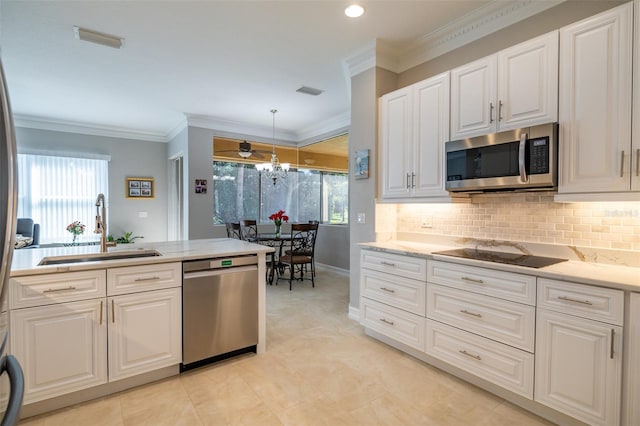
[66,220,86,245]
[268,210,288,238]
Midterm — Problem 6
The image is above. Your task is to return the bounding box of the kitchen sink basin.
[38,249,162,266]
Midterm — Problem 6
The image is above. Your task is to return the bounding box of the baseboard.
[316,262,349,276]
[348,305,360,322]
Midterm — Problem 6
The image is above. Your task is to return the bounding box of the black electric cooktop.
[433,248,567,269]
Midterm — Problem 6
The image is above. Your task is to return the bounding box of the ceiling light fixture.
[73,26,123,49]
[344,4,365,18]
[255,109,290,185]
[238,151,252,158]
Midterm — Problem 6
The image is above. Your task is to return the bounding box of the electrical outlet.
[421,215,432,228]
[357,213,366,224]
[138,211,148,218]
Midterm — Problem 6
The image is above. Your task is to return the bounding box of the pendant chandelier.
[255,109,290,185]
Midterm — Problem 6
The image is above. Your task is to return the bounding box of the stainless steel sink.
[38,249,162,266]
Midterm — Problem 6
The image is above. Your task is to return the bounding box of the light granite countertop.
[360,241,640,292]
[11,238,274,277]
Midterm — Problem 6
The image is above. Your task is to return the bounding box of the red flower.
[269,210,289,224]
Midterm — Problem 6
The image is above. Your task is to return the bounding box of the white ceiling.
[0,1,556,143]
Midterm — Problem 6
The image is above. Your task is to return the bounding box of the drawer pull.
[380,261,396,267]
[380,287,395,293]
[461,277,483,284]
[99,300,103,325]
[557,295,593,306]
[111,300,115,323]
[43,286,77,293]
[610,329,615,359]
[459,349,481,361]
[379,318,394,326]
[460,309,482,318]
[134,276,161,282]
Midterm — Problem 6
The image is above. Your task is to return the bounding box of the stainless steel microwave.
[445,122,558,192]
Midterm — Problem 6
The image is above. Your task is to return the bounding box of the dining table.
[248,233,292,284]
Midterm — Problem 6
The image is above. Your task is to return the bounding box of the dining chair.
[239,220,258,241]
[225,222,242,240]
[276,223,319,290]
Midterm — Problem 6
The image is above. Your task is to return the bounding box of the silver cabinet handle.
[620,151,626,178]
[411,173,416,188]
[379,318,394,326]
[111,300,115,323]
[460,309,482,318]
[489,102,494,123]
[518,132,528,183]
[380,261,396,267]
[99,300,103,325]
[498,100,503,121]
[461,276,483,284]
[406,173,411,189]
[380,287,395,293]
[43,286,76,293]
[558,295,593,305]
[459,350,481,360]
[610,329,615,359]
[636,148,640,177]
[134,276,161,282]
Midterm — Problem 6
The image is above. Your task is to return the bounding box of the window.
[213,161,347,224]
[17,153,109,244]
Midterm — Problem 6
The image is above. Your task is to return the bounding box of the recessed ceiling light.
[73,26,123,49]
[345,4,364,18]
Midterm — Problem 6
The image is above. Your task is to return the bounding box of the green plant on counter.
[107,232,143,244]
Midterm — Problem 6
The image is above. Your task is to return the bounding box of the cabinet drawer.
[427,284,535,352]
[10,270,106,309]
[360,298,425,351]
[107,262,182,296]
[537,278,623,325]
[361,269,426,316]
[428,260,536,305]
[361,250,427,281]
[426,320,534,399]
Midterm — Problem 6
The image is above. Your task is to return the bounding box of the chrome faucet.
[94,193,116,253]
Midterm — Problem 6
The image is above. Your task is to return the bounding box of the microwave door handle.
[518,132,528,183]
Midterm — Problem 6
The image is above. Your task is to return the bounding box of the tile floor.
[19,267,554,425]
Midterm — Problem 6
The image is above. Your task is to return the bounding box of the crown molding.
[185,113,298,143]
[396,0,565,72]
[296,111,350,143]
[13,114,172,143]
[343,40,377,77]
[166,117,187,141]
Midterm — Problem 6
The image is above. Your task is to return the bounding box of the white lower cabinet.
[10,263,183,405]
[535,309,623,426]
[108,288,182,381]
[426,320,534,399]
[10,299,107,404]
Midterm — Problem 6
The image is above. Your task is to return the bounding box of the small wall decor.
[354,149,369,179]
[126,177,154,198]
[195,179,207,194]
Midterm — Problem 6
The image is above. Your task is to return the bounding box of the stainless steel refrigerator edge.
[0,58,25,425]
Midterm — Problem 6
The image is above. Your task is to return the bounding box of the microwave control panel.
[529,137,549,174]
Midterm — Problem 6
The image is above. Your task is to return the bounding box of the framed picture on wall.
[354,149,369,179]
[195,179,207,194]
[126,177,154,198]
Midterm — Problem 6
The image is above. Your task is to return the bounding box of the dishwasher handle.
[183,265,258,280]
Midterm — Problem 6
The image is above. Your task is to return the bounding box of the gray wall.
[15,127,169,242]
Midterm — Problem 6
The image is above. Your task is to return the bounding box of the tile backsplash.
[377,193,640,251]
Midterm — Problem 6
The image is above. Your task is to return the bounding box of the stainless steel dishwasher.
[182,255,258,369]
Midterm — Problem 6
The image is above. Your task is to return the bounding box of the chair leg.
[310,262,314,287]
[289,262,293,291]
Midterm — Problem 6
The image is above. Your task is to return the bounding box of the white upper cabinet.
[380,72,450,200]
[451,31,558,140]
[558,3,634,196]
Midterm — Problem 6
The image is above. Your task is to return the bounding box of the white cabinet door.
[451,56,497,140]
[498,31,558,131]
[108,288,181,381]
[413,72,450,198]
[11,299,107,404]
[559,3,633,193]
[380,86,412,199]
[535,309,622,426]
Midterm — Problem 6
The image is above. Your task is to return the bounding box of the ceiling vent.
[74,26,124,49]
[296,86,324,96]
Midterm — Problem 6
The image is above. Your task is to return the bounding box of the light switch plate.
[357,213,366,224]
